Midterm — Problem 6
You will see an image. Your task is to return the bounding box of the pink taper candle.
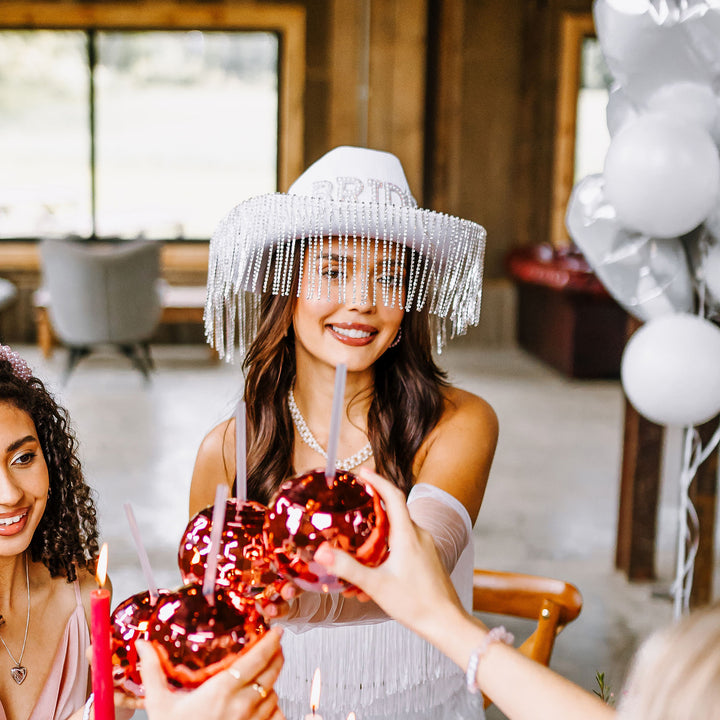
[90,543,115,720]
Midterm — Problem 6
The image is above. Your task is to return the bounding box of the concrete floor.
[14,341,711,719]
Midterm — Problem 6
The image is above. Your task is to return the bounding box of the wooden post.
[616,315,662,580]
[689,416,718,607]
[615,398,663,580]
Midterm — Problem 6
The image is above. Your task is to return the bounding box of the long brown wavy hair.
[0,357,99,581]
[242,246,448,504]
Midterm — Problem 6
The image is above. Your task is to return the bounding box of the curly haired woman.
[0,345,99,720]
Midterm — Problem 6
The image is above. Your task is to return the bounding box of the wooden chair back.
[472,568,583,708]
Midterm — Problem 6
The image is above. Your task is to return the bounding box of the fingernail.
[314,545,335,566]
[135,640,148,659]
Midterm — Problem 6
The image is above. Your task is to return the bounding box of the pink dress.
[0,579,90,720]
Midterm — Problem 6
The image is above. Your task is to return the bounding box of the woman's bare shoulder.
[198,418,235,456]
[439,386,498,433]
[194,418,236,479]
[190,418,235,517]
[413,386,498,522]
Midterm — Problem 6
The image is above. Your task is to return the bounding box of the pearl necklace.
[288,389,373,472]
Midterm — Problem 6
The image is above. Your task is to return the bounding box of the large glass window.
[0,31,91,238]
[574,37,612,183]
[0,29,278,241]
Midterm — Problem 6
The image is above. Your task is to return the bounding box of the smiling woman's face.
[292,239,405,375]
[0,402,49,558]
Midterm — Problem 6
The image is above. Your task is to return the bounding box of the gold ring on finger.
[251,682,269,699]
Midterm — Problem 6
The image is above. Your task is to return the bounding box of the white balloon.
[565,174,617,267]
[604,114,720,238]
[682,2,720,82]
[593,0,713,103]
[621,313,720,426]
[645,81,718,133]
[566,174,695,321]
[606,84,639,136]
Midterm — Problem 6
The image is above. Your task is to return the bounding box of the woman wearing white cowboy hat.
[190,146,497,720]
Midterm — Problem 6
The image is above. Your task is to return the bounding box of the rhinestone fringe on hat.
[205,194,486,361]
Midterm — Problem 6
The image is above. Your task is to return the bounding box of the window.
[0,4,304,243]
[575,37,611,184]
[551,12,610,247]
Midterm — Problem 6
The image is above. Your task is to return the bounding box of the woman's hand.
[257,581,297,620]
[313,467,469,646]
[114,689,143,719]
[136,627,285,720]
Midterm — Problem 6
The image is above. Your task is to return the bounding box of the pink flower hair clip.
[0,345,33,382]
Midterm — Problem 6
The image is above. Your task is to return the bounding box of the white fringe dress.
[275,484,485,720]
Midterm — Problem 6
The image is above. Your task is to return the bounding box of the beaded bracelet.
[82,692,94,720]
[466,626,515,694]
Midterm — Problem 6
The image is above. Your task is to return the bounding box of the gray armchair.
[0,278,18,342]
[39,237,162,382]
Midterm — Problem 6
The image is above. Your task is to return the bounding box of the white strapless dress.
[275,486,485,720]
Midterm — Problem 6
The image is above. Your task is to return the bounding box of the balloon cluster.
[111,470,389,695]
[566,0,720,427]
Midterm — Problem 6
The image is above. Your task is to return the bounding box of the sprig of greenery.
[593,671,615,705]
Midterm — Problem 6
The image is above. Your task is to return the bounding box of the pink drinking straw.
[202,483,229,606]
[123,503,159,605]
[235,399,247,503]
[325,363,347,481]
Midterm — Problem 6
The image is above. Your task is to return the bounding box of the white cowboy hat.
[206,146,487,359]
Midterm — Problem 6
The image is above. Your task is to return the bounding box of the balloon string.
[687,421,720,477]
[699,280,707,319]
[672,426,694,618]
[671,420,719,618]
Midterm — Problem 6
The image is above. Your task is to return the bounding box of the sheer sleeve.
[282,482,472,631]
[406,482,472,575]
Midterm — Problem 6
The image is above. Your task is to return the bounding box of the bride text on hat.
[311,178,417,208]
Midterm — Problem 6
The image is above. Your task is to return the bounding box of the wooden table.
[33,284,215,359]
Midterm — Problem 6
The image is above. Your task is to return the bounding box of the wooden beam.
[327,0,367,147]
[550,11,596,248]
[425,0,464,213]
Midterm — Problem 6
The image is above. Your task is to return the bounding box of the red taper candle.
[91,544,115,720]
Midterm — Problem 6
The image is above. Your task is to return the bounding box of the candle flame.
[310,667,321,711]
[96,543,108,587]
[346,714,356,720]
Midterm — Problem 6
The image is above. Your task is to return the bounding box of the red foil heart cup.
[146,584,268,689]
[178,499,283,605]
[265,469,389,592]
[111,589,172,697]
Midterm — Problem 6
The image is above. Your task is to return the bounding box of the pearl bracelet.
[466,626,515,694]
[82,692,94,720]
